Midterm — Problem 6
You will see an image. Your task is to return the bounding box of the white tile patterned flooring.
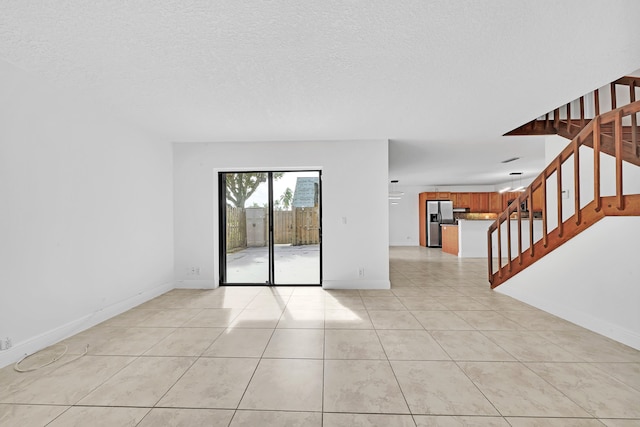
[1,246,639,426]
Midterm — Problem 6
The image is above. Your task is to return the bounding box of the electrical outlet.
[0,337,11,351]
[189,266,201,276]
[358,267,365,278]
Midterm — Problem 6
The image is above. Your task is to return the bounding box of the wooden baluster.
[580,96,585,127]
[574,137,581,225]
[487,228,493,283]
[631,113,640,157]
[528,186,534,257]
[566,102,572,132]
[594,116,602,212]
[615,110,624,210]
[611,82,617,109]
[517,199,522,265]
[497,218,502,278]
[541,171,548,247]
[544,113,550,131]
[594,88,600,116]
[556,157,563,238]
[554,108,560,131]
[631,81,638,156]
[506,211,512,272]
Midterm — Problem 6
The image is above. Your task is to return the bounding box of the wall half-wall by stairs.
[496,216,640,350]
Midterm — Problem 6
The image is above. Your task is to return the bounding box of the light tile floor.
[1,247,640,426]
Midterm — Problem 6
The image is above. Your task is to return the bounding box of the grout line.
[364,298,414,416]
[5,253,640,423]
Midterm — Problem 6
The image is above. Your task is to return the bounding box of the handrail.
[488,100,640,288]
[505,75,640,139]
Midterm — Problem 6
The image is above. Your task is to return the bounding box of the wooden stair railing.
[488,100,640,288]
[506,76,640,165]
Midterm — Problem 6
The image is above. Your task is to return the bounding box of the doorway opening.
[218,170,322,286]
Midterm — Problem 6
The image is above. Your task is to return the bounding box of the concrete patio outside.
[226,244,320,285]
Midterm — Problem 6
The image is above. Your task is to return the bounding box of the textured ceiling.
[2,1,640,185]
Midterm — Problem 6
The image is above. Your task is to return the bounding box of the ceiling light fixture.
[499,172,524,193]
[501,157,520,164]
[509,172,525,192]
[389,180,404,199]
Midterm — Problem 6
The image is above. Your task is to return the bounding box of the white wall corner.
[174,279,218,289]
[322,279,391,290]
[497,284,640,351]
[0,282,174,369]
[495,216,640,351]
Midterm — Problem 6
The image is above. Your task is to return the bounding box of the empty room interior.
[2,2,640,426]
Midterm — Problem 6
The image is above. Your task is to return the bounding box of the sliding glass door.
[221,172,271,284]
[272,171,321,284]
[219,171,321,286]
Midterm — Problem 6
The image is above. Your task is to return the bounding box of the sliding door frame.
[218,170,322,286]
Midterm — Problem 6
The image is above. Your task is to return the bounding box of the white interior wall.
[459,219,543,259]
[174,139,389,289]
[544,135,640,232]
[497,216,640,350]
[0,60,174,368]
[497,134,640,349]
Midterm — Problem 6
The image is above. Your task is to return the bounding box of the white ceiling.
[2,1,639,186]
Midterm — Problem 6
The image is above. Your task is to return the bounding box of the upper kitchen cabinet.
[488,192,502,213]
[470,193,489,212]
[456,192,471,208]
[531,188,544,212]
[501,191,528,211]
[423,191,451,200]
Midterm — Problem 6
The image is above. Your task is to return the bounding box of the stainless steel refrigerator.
[426,200,454,247]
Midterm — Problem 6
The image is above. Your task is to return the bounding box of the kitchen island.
[452,218,544,258]
[441,224,459,256]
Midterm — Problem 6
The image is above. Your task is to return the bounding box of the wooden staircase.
[488,80,640,288]
[506,76,640,166]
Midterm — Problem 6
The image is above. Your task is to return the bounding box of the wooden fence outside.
[226,206,246,251]
[292,207,321,245]
[226,207,320,250]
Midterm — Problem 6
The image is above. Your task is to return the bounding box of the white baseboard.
[497,286,640,351]
[0,282,174,369]
[174,279,217,289]
[323,279,391,290]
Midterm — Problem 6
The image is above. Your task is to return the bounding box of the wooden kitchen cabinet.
[456,192,471,208]
[488,192,502,213]
[502,192,525,211]
[422,192,452,201]
[470,193,489,212]
[501,193,512,211]
[531,187,544,212]
[441,224,459,256]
